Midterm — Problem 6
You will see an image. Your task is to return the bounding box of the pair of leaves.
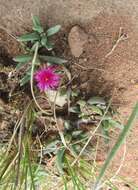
[40,24,61,49]
[18,16,61,42]
[17,16,61,53]
[17,32,53,51]
[14,54,67,69]
[69,100,103,118]
[14,54,67,86]
[39,24,61,49]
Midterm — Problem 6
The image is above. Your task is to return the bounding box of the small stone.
[68,25,88,57]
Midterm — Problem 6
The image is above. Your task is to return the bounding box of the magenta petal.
[34,66,61,92]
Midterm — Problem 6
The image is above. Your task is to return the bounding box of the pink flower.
[35,66,60,91]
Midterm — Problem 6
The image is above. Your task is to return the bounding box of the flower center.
[45,76,49,82]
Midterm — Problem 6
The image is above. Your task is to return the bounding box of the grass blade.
[56,147,65,174]
[26,143,36,190]
[94,102,138,190]
[66,159,85,190]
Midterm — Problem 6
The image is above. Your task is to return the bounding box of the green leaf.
[71,90,80,97]
[32,15,43,33]
[15,62,27,70]
[87,97,106,105]
[26,67,32,76]
[79,132,89,140]
[72,130,83,138]
[79,113,89,120]
[102,120,111,131]
[62,176,68,190]
[101,128,110,144]
[102,117,124,130]
[64,134,72,143]
[21,61,38,87]
[77,100,86,107]
[33,24,44,34]
[91,105,103,115]
[20,74,30,86]
[94,102,138,189]
[20,68,32,87]
[65,159,86,190]
[31,42,40,52]
[69,106,80,113]
[41,35,47,46]
[18,32,40,42]
[14,54,33,70]
[42,140,60,155]
[47,25,61,37]
[64,121,72,130]
[60,88,67,96]
[70,145,78,156]
[56,147,65,174]
[44,41,53,50]
[40,55,67,64]
[14,55,33,63]
[32,15,41,26]
[108,119,124,130]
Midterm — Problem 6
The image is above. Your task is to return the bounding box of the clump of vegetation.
[0,16,138,190]
[14,15,66,86]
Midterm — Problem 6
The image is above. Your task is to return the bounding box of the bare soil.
[0,0,138,188]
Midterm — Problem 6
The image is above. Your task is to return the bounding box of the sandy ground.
[0,0,138,188]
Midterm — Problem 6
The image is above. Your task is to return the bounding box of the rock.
[68,26,88,57]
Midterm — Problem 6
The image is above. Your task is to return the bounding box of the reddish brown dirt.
[71,11,138,187]
[81,12,138,188]
[73,12,138,108]
[0,4,138,189]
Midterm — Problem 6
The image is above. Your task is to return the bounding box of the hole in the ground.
[0,89,9,103]
[124,183,130,188]
[0,72,8,82]
[0,46,16,67]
